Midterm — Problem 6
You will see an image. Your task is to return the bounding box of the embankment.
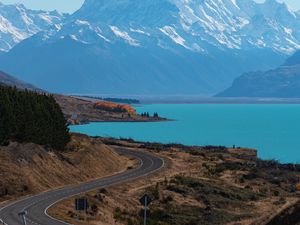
[0,133,132,203]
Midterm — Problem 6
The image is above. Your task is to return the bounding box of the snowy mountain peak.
[2,0,300,54]
[0,0,296,96]
[0,2,66,51]
[54,0,299,54]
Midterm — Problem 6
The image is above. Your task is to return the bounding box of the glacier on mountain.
[0,2,65,51]
[1,0,300,54]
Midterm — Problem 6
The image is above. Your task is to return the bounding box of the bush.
[161,195,174,204]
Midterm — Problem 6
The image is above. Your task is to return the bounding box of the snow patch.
[159,26,187,48]
[110,26,140,46]
[94,27,111,42]
[130,28,150,36]
[284,27,293,35]
[75,20,91,27]
[230,0,240,9]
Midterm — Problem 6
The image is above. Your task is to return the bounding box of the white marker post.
[18,211,27,225]
[84,195,88,224]
[139,194,152,225]
[144,195,147,225]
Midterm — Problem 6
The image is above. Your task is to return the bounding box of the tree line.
[76,95,140,104]
[141,112,159,118]
[0,86,70,150]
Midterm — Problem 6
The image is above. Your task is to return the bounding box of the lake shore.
[141,97,300,104]
[70,103,300,163]
[55,95,168,125]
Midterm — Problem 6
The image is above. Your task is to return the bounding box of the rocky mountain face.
[217,50,300,98]
[62,0,300,54]
[0,0,299,95]
[0,2,65,52]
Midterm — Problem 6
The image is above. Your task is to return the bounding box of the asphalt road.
[0,147,165,225]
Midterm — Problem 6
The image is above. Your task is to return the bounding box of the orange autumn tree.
[296,183,300,191]
[94,101,136,115]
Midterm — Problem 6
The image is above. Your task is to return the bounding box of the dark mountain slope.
[217,51,300,98]
[0,70,40,91]
[0,35,284,95]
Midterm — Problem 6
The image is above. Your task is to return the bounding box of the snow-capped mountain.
[0,2,65,51]
[54,0,300,54]
[0,0,299,95]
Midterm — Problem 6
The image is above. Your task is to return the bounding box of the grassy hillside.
[0,134,131,201]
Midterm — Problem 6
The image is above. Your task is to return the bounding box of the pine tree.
[0,86,70,150]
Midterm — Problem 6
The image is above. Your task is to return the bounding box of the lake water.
[70,104,300,163]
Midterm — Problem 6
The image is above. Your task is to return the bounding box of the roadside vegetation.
[114,174,259,225]
[54,138,300,225]
[110,143,300,225]
[0,86,70,150]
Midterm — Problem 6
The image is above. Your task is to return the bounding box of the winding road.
[0,147,165,225]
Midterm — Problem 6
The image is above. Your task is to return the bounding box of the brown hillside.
[0,134,132,203]
[51,139,300,225]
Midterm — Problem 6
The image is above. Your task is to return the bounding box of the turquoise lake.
[70,104,300,163]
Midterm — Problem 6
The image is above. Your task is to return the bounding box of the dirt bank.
[0,134,134,204]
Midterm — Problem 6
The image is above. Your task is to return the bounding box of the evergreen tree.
[0,86,70,150]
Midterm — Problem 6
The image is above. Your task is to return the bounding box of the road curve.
[0,147,165,225]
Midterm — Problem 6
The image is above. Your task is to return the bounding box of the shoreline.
[70,95,300,104]
[68,94,300,105]
[140,98,300,104]
[71,117,171,125]
[97,136,300,166]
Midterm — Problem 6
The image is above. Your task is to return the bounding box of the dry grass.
[49,139,300,225]
[0,134,132,204]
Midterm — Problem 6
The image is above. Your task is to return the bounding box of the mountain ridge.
[0,0,299,95]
